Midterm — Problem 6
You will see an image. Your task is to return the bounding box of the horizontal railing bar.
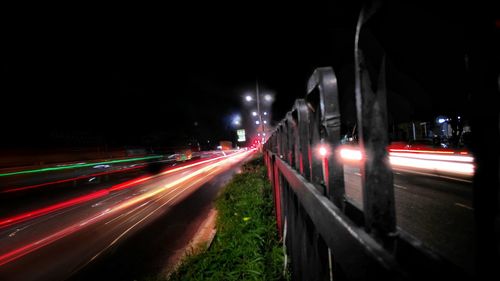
[273,152,403,279]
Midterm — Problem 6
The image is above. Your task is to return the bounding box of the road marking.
[8,226,29,237]
[82,156,237,267]
[354,172,361,176]
[394,184,408,190]
[104,202,150,225]
[455,203,473,210]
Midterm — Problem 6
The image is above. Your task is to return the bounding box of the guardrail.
[263,1,499,280]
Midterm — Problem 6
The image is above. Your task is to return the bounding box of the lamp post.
[255,81,265,139]
[244,81,273,145]
[244,80,273,147]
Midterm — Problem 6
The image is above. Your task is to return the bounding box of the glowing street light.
[263,111,268,115]
[252,111,258,116]
[232,114,241,126]
[264,94,273,102]
[245,95,253,102]
[255,120,260,125]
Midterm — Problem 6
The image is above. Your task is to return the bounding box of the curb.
[162,208,218,277]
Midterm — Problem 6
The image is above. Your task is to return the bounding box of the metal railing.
[263,2,499,280]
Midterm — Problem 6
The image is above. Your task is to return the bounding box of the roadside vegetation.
[165,157,285,281]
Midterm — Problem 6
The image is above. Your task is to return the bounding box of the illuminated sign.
[237,129,246,142]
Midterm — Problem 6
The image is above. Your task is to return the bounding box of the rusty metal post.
[295,100,312,181]
[354,0,396,245]
[307,67,346,209]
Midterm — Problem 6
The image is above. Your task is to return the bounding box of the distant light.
[319,146,328,157]
[263,112,268,115]
[217,145,222,150]
[258,133,261,136]
[458,116,461,120]
[245,95,253,102]
[232,114,241,126]
[252,111,257,116]
[255,120,260,125]
[263,120,267,124]
[438,118,446,124]
[339,148,362,161]
[263,133,266,136]
[264,94,273,102]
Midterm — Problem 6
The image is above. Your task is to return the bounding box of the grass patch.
[165,157,285,281]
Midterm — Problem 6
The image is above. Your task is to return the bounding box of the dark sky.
[2,2,497,148]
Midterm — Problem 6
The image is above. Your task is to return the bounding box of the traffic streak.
[0,149,253,281]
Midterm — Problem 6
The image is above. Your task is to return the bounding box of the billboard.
[237,129,246,142]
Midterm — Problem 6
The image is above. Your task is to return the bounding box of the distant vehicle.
[175,148,193,161]
[219,141,232,150]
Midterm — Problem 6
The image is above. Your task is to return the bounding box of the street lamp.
[243,81,275,145]
[232,114,241,127]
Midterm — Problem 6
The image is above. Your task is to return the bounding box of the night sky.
[2,2,498,149]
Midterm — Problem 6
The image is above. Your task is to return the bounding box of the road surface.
[0,150,253,281]
[343,164,475,274]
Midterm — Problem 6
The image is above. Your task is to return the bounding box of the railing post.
[286,112,295,167]
[307,67,346,209]
[355,0,396,245]
[272,155,283,236]
[294,100,312,181]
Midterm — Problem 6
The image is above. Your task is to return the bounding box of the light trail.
[388,152,474,163]
[0,155,162,178]
[338,148,363,161]
[1,165,147,193]
[389,156,474,175]
[0,151,245,230]
[0,150,251,267]
[338,147,474,176]
[388,149,454,154]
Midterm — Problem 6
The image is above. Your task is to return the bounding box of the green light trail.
[0,155,162,177]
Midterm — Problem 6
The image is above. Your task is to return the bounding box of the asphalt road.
[343,165,475,274]
[0,150,253,281]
